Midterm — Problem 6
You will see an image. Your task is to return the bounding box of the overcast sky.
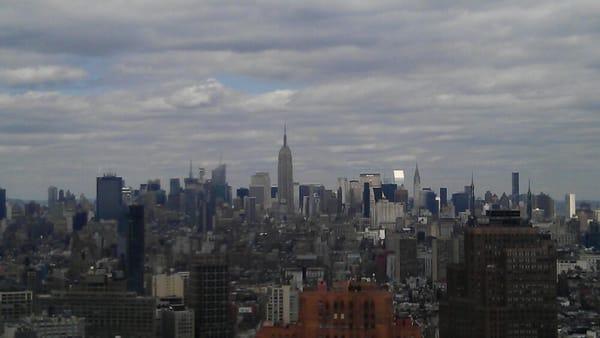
[1,0,599,200]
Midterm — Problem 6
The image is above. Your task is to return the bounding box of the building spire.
[414,162,420,183]
[283,123,287,147]
[527,179,533,222]
[189,160,193,179]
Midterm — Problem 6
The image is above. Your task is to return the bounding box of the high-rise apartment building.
[386,234,418,282]
[566,193,576,219]
[440,210,557,338]
[277,126,294,215]
[188,254,231,338]
[96,174,123,221]
[265,285,299,325]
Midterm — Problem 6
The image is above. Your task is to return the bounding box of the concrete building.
[7,315,85,338]
[0,290,33,322]
[37,290,156,338]
[265,285,299,325]
[386,234,418,282]
[152,272,188,299]
[371,199,404,228]
[159,304,195,338]
[250,172,271,210]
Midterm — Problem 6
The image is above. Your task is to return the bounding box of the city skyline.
[0,158,594,203]
[1,1,599,201]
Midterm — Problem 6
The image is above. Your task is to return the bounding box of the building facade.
[440,210,557,338]
[96,174,123,221]
[257,281,422,338]
[188,254,231,338]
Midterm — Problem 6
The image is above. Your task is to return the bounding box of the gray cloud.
[0,0,599,201]
[0,66,87,85]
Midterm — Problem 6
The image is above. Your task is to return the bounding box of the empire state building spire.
[278,124,294,215]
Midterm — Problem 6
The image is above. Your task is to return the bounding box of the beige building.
[152,272,189,299]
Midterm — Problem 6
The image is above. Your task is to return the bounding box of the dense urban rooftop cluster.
[0,130,598,338]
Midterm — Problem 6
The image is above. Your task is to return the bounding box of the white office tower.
[565,193,576,218]
[266,285,299,325]
[393,169,405,186]
[337,177,349,205]
[251,172,271,209]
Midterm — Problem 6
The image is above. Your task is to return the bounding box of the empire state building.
[278,125,294,214]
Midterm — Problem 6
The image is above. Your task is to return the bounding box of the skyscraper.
[413,163,421,213]
[126,205,145,294]
[250,172,271,209]
[565,193,576,218]
[211,164,226,186]
[440,210,557,337]
[527,180,533,222]
[0,187,6,220]
[47,186,58,210]
[96,174,123,221]
[277,125,294,214]
[439,187,448,208]
[512,172,520,206]
[188,254,231,338]
[393,169,405,185]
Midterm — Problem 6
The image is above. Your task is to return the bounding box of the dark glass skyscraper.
[440,210,557,337]
[189,254,231,338]
[512,172,520,206]
[362,182,370,218]
[440,187,448,208]
[126,205,145,294]
[452,192,469,215]
[0,187,5,220]
[96,174,123,221]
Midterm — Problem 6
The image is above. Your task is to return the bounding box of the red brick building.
[257,281,422,338]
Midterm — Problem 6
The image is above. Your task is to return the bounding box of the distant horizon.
[1,1,599,201]
[2,163,598,203]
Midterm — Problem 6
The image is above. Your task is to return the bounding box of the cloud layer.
[0,1,599,200]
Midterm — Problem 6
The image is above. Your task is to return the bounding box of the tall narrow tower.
[413,163,421,214]
[278,124,294,214]
[527,180,533,221]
